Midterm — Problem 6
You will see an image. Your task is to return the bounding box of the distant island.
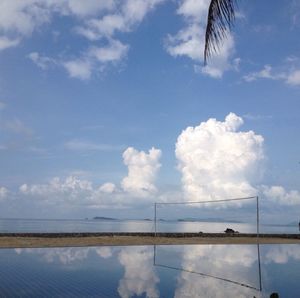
[93,217,116,221]
[92,217,154,221]
[91,217,244,223]
[263,221,299,227]
[177,217,243,223]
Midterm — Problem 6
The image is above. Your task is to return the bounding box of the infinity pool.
[0,244,299,297]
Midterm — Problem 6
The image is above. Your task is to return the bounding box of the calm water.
[0,244,299,297]
[0,218,299,234]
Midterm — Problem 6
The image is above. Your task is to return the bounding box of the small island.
[93,217,116,221]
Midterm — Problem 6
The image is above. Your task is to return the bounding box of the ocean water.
[0,218,298,234]
[0,244,299,297]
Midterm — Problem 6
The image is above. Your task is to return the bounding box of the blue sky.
[0,0,300,220]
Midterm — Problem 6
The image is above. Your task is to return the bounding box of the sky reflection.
[1,244,299,297]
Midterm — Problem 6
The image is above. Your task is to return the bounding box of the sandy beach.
[0,233,299,248]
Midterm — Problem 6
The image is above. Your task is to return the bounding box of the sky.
[0,0,300,221]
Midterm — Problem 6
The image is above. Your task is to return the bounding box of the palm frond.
[204,0,236,64]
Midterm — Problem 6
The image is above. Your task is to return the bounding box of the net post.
[154,202,157,237]
[256,196,260,239]
[153,245,157,266]
[256,196,262,291]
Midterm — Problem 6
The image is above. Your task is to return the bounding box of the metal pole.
[256,196,260,240]
[257,242,262,292]
[256,196,262,291]
[154,202,157,237]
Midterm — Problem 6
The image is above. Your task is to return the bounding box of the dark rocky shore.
[0,232,300,239]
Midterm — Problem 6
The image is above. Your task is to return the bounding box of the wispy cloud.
[252,24,274,33]
[27,52,57,70]
[62,59,93,81]
[62,39,129,80]
[0,1,115,45]
[242,114,272,121]
[64,139,124,151]
[243,61,300,86]
[1,0,164,80]
[75,0,166,41]
[263,185,300,205]
[0,36,19,51]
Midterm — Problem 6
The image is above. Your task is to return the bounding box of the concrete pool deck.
[0,233,299,248]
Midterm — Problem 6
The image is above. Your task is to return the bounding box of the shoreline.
[0,233,299,248]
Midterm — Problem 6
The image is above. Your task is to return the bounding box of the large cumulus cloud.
[175,113,265,202]
[121,147,161,197]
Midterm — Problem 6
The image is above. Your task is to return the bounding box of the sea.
[0,218,299,234]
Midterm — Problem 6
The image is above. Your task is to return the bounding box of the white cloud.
[244,64,300,86]
[0,0,114,40]
[165,0,236,78]
[62,59,92,80]
[200,35,235,78]
[177,0,210,20]
[0,1,51,37]
[88,40,129,63]
[76,14,127,40]
[121,147,161,197]
[19,176,93,203]
[243,65,285,82]
[0,1,163,79]
[99,182,116,194]
[0,187,8,200]
[263,185,300,205]
[122,0,165,23]
[62,0,163,79]
[0,36,20,51]
[62,39,129,80]
[286,70,300,86]
[62,0,115,17]
[28,52,56,69]
[175,113,264,203]
[76,0,165,41]
[18,146,161,208]
[166,24,205,62]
